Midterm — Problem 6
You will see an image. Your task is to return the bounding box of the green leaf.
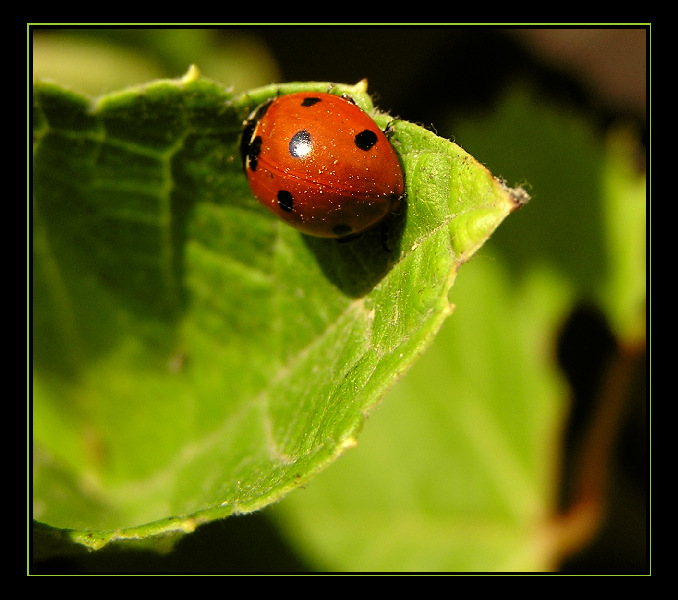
[598,129,647,344]
[31,70,524,553]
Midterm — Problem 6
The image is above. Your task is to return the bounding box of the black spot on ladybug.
[249,135,261,171]
[240,127,257,171]
[277,190,294,212]
[332,224,353,237]
[244,136,262,171]
[301,96,322,107]
[240,100,273,171]
[354,129,378,151]
[289,130,312,158]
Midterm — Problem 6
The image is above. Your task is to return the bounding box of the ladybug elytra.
[240,92,404,239]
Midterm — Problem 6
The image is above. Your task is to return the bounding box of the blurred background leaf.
[30,26,647,573]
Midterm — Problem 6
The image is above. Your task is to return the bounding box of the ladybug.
[240,92,404,239]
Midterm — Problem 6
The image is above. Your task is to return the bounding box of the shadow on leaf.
[302,199,407,298]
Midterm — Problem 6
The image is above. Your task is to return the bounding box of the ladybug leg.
[334,227,391,253]
[379,221,394,253]
[335,232,362,244]
[340,93,357,105]
[384,119,400,137]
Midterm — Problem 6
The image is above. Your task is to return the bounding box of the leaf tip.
[499,179,532,211]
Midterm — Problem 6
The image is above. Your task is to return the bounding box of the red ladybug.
[240,92,404,239]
